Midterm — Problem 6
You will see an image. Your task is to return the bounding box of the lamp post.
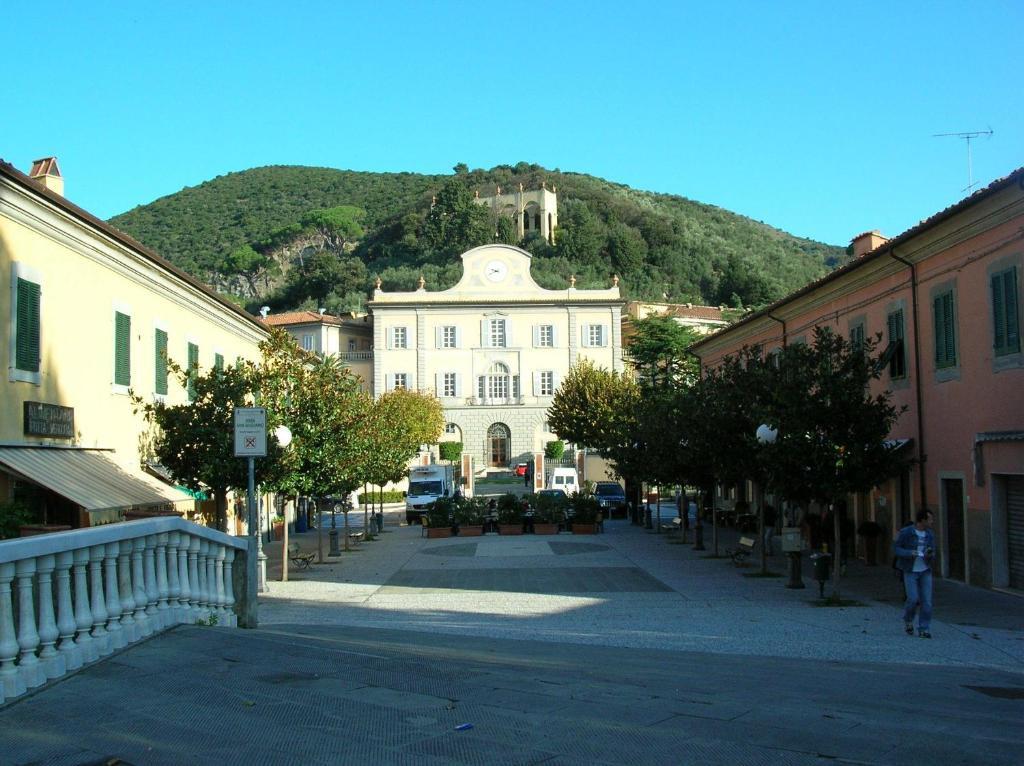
[756,423,804,589]
[267,425,292,589]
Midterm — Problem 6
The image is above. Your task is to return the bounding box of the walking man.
[894,509,936,638]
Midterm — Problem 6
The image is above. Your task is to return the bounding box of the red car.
[514,463,529,477]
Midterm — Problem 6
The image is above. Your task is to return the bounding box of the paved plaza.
[1,514,1021,765]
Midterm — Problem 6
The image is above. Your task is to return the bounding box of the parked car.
[594,481,628,518]
[514,463,529,477]
[546,467,579,493]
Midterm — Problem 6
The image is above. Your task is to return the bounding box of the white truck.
[405,464,455,524]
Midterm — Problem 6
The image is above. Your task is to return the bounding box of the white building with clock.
[367,244,624,471]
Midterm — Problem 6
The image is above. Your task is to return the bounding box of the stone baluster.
[15,557,45,688]
[103,543,125,650]
[35,554,65,679]
[155,533,170,627]
[131,538,151,637]
[72,548,97,663]
[88,545,111,657]
[143,535,160,630]
[204,541,217,620]
[214,544,227,623]
[177,533,193,622]
[188,537,203,618]
[0,561,26,699]
[166,532,182,625]
[117,541,137,643]
[196,539,211,620]
[223,548,237,628]
[54,551,82,671]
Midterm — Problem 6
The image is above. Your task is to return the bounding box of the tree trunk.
[214,488,228,532]
[757,483,767,575]
[832,501,842,601]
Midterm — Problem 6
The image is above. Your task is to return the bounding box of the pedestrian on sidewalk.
[894,509,936,638]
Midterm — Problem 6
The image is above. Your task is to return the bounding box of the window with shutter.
[992,267,1021,356]
[187,342,199,401]
[15,278,41,373]
[114,312,131,387]
[154,329,168,396]
[886,309,906,379]
[933,290,957,369]
[214,353,225,372]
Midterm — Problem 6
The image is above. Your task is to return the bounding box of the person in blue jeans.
[894,509,936,638]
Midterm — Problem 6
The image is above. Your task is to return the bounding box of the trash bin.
[295,513,308,534]
[809,551,832,598]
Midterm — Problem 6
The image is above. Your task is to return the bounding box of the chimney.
[29,157,64,197]
[851,230,887,258]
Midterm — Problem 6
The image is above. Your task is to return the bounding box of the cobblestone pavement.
[261,514,1024,673]
[2,514,1022,765]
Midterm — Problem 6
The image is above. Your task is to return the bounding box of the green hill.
[109,162,846,314]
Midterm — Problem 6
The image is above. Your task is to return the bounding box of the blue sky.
[4,1,1021,245]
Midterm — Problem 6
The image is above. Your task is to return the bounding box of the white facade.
[369,245,623,468]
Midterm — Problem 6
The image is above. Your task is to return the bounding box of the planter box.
[571,523,599,535]
[272,522,284,541]
[458,525,484,537]
[533,523,560,535]
[498,524,523,535]
[426,527,453,538]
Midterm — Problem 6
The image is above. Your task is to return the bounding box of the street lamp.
[756,423,804,589]
[267,426,292,587]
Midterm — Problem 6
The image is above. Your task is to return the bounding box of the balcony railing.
[0,517,255,704]
[470,396,525,406]
[340,351,373,362]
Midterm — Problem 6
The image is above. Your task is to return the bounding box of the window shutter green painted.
[154,329,168,395]
[214,353,224,372]
[993,267,1020,356]
[15,278,41,372]
[187,342,199,400]
[933,292,956,368]
[114,312,131,386]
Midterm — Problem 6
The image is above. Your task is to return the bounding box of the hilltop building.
[691,167,1024,591]
[473,184,558,244]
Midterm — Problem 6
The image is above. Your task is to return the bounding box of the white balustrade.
[103,543,125,650]
[117,541,137,644]
[0,517,251,703]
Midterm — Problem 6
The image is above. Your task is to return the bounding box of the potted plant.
[1,500,38,539]
[272,514,285,540]
[425,498,455,538]
[496,493,523,535]
[533,492,567,534]
[569,494,601,534]
[454,498,486,537]
[857,520,884,565]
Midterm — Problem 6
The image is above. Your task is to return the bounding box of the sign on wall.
[23,401,75,438]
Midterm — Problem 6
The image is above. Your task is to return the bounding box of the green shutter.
[154,329,168,395]
[993,267,1020,356]
[214,353,224,372]
[887,309,905,378]
[933,292,956,368]
[15,278,41,373]
[187,342,199,400]
[114,312,131,386]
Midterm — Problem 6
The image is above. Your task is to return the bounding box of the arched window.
[487,362,509,399]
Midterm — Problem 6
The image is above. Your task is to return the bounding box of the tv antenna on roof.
[933,127,993,193]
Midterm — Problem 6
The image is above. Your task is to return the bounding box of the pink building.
[691,168,1024,591]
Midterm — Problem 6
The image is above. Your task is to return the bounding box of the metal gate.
[1008,476,1024,590]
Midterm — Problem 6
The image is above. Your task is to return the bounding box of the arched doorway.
[486,422,510,467]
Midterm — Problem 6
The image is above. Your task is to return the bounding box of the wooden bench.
[726,536,757,565]
[287,542,316,570]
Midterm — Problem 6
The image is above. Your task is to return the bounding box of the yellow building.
[1,158,267,530]
[262,309,373,388]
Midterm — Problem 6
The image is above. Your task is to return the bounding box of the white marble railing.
[0,517,255,705]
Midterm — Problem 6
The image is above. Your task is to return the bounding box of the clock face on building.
[484,259,508,283]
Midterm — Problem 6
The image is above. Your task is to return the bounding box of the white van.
[546,467,579,493]
[405,464,455,524]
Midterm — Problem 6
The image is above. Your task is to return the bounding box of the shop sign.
[23,401,75,438]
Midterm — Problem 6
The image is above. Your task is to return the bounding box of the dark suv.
[594,481,627,518]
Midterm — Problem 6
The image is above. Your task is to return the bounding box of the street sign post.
[235,407,267,591]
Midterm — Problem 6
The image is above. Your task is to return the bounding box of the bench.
[660,517,683,534]
[287,542,316,570]
[347,530,365,546]
[726,536,757,565]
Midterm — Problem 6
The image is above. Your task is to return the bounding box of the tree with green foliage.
[218,244,280,298]
[283,253,367,306]
[300,205,366,250]
[555,198,605,266]
[544,440,565,460]
[760,327,906,599]
[133,358,284,532]
[421,178,492,257]
[626,314,701,389]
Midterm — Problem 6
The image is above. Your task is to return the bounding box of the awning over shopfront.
[0,447,193,511]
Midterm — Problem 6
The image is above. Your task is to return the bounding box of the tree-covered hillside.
[110,162,847,315]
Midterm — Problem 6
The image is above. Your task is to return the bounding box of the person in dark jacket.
[893,509,936,638]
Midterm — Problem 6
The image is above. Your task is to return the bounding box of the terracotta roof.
[263,310,342,327]
[691,165,1024,352]
[0,159,267,334]
[665,305,725,321]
